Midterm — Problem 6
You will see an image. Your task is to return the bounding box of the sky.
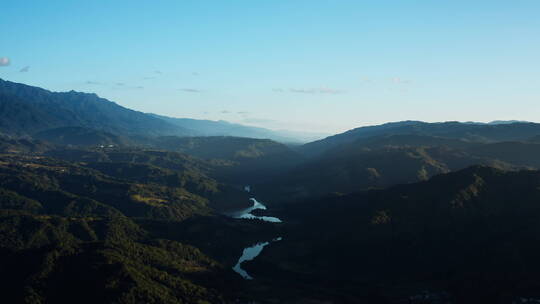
[1,0,539,134]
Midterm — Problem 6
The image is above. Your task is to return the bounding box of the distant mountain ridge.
[300,120,540,157]
[0,78,192,137]
[0,79,321,144]
[150,114,324,143]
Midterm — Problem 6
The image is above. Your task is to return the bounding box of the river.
[228,193,282,280]
[227,198,282,223]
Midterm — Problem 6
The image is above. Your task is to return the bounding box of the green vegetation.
[34,126,134,147]
[300,121,540,157]
[0,212,240,303]
[0,153,265,303]
[0,79,190,137]
[259,135,540,204]
[5,79,540,303]
[247,166,540,303]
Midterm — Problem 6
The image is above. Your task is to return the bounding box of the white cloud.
[0,57,10,66]
[391,77,411,84]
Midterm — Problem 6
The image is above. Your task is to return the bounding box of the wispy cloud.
[318,87,343,94]
[19,66,30,72]
[391,77,412,84]
[221,110,230,114]
[154,70,163,75]
[85,81,102,85]
[192,72,199,76]
[274,86,344,94]
[0,57,10,67]
[135,86,144,89]
[179,88,202,93]
[115,82,125,86]
[360,77,372,83]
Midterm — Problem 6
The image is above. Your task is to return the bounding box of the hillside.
[0,79,323,144]
[0,79,191,137]
[152,114,324,143]
[0,154,216,220]
[0,150,285,303]
[153,136,298,160]
[0,212,236,304]
[247,166,540,303]
[259,143,516,203]
[151,136,305,184]
[34,126,134,147]
[0,135,53,153]
[42,148,255,211]
[300,121,540,157]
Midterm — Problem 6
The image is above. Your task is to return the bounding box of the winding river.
[228,198,282,223]
[228,191,282,280]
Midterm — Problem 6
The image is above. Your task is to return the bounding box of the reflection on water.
[228,198,282,223]
[229,195,283,280]
[232,237,282,280]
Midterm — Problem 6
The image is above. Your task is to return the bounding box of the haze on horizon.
[1,0,539,134]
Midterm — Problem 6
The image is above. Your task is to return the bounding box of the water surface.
[228,198,282,223]
[232,237,282,280]
[229,195,283,279]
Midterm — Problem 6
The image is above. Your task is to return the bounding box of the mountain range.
[3,78,540,303]
[0,78,325,143]
[300,120,540,157]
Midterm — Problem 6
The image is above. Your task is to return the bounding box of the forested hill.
[151,114,325,143]
[0,79,192,137]
[0,79,321,143]
[247,166,540,302]
[300,120,540,157]
[257,135,540,204]
[0,150,276,303]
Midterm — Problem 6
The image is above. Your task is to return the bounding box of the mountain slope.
[300,120,540,157]
[151,136,306,184]
[151,113,326,143]
[0,79,191,137]
[34,126,133,147]
[0,151,272,303]
[259,144,516,203]
[248,166,540,302]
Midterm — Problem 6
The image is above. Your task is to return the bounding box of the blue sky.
[1,1,539,133]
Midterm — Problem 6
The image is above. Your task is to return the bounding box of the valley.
[1,79,540,303]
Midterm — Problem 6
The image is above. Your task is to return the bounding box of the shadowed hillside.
[247,166,540,303]
[300,121,540,157]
